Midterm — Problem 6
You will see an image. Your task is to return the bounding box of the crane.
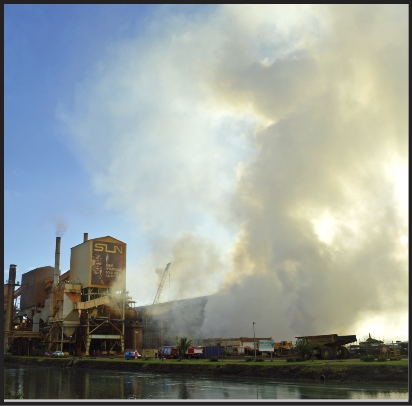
[153,262,171,305]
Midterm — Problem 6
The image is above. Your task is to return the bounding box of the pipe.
[84,233,88,242]
[5,264,17,332]
[54,237,61,287]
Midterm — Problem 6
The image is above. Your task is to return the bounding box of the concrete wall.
[70,236,126,290]
[70,240,92,288]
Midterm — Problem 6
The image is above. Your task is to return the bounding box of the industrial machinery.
[295,334,357,360]
[273,341,293,357]
[387,345,402,360]
[152,263,171,305]
[4,233,139,357]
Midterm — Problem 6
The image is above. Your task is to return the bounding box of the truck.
[295,334,357,360]
[185,346,204,359]
[157,346,179,359]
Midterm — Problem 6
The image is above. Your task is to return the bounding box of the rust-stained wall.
[20,266,54,309]
[125,325,143,354]
[60,270,70,282]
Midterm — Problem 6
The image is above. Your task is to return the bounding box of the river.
[4,364,408,401]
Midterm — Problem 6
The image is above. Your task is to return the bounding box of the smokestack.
[5,264,17,332]
[84,233,88,242]
[54,236,61,286]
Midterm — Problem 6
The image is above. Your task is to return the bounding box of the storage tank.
[70,236,126,290]
[20,266,55,310]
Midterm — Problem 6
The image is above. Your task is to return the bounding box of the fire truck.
[185,346,204,359]
[157,346,179,359]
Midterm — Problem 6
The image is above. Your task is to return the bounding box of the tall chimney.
[54,237,61,286]
[5,264,17,332]
[84,233,88,242]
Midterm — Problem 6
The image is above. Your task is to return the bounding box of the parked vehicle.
[52,351,65,357]
[44,352,52,357]
[185,346,204,359]
[294,334,357,360]
[125,350,141,360]
[158,346,179,359]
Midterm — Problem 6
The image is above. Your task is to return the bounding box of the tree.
[175,336,193,358]
[292,339,322,360]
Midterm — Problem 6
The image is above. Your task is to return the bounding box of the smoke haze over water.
[59,5,408,341]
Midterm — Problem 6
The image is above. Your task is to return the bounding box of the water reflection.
[179,383,191,399]
[4,364,408,400]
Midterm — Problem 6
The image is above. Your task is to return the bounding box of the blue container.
[203,346,224,358]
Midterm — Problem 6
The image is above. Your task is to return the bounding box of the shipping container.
[203,346,224,358]
[142,348,158,358]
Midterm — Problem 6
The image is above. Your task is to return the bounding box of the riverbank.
[4,355,408,382]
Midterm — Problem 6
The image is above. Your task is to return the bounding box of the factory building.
[4,233,275,357]
[4,233,214,357]
[4,234,139,356]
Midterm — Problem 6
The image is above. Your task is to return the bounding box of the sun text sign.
[91,241,125,288]
[259,340,274,352]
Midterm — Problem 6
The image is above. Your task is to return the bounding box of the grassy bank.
[4,355,408,382]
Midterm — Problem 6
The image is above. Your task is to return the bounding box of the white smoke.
[58,5,408,341]
[52,216,68,237]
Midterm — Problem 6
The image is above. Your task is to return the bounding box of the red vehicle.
[185,346,204,359]
[158,346,179,359]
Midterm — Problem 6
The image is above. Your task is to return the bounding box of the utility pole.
[253,322,256,361]
[61,324,64,352]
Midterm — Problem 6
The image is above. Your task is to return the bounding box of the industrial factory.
[4,233,408,360]
[4,233,189,357]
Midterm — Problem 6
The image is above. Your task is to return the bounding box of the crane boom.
[153,263,171,304]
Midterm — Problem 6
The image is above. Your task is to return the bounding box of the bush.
[286,357,295,362]
[209,357,219,362]
[245,357,254,362]
[360,355,375,362]
[377,355,387,362]
[293,339,322,360]
[255,358,264,362]
[295,357,304,362]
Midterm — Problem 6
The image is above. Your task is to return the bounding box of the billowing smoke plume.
[149,233,227,303]
[59,5,408,341]
[109,269,126,294]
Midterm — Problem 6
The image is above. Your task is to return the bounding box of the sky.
[4,4,408,343]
